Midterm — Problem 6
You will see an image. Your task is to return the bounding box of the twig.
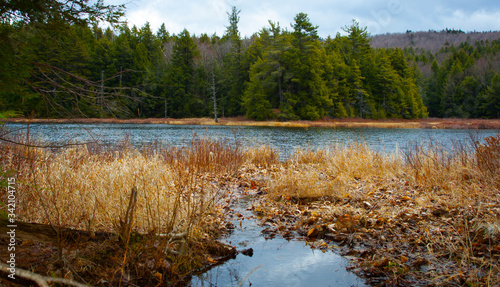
[237,264,263,287]
[117,186,138,287]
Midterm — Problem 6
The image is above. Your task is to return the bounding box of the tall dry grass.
[243,145,280,167]
[0,135,253,282]
[267,135,500,203]
[269,143,403,199]
[404,134,500,205]
[1,137,248,237]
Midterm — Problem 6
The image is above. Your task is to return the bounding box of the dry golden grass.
[266,135,500,205]
[243,145,280,167]
[1,129,499,285]
[0,136,250,284]
[1,138,248,238]
[269,143,403,199]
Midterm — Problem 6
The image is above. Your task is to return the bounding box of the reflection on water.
[5,123,499,157]
[191,195,366,287]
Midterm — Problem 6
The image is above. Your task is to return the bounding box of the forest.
[371,30,500,118]
[1,6,499,120]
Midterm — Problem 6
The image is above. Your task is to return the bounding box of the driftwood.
[0,262,88,287]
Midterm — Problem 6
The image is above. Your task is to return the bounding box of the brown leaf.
[154,272,163,281]
[307,227,317,238]
[401,196,411,201]
[373,258,390,267]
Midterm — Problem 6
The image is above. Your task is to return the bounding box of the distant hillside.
[370,30,500,52]
[375,29,500,118]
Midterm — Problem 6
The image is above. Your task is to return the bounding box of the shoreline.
[4,117,500,129]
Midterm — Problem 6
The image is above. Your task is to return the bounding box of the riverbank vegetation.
[1,132,499,286]
[5,117,500,130]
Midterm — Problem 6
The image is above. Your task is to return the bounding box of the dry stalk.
[118,186,138,244]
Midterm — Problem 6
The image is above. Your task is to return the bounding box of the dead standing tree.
[196,40,231,123]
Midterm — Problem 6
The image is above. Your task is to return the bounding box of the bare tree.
[197,40,229,123]
[30,62,151,118]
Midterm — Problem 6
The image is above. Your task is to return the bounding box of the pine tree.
[287,13,331,120]
[480,73,500,118]
[165,29,199,118]
[221,6,245,116]
[242,21,292,120]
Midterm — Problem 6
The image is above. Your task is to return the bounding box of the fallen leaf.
[307,227,317,237]
[154,272,163,281]
[250,180,257,189]
[373,258,390,268]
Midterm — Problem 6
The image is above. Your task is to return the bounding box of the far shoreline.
[4,117,500,130]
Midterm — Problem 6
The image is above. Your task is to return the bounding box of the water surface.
[191,195,366,287]
[5,123,499,157]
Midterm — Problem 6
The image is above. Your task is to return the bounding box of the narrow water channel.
[191,193,366,287]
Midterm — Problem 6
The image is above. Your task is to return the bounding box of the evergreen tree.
[242,21,292,120]
[221,6,245,116]
[480,73,500,118]
[165,29,199,118]
[286,13,331,120]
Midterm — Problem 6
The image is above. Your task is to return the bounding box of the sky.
[112,0,500,37]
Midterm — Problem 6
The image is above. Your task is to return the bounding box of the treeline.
[1,9,428,120]
[401,38,500,118]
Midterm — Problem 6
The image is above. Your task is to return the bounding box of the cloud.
[117,0,500,37]
[439,9,500,32]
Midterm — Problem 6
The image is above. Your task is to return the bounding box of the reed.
[404,134,500,203]
[269,143,403,199]
[243,145,280,167]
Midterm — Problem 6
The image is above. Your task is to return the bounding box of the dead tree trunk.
[212,71,218,123]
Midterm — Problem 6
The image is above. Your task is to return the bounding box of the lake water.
[5,123,499,158]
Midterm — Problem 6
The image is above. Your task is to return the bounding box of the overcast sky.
[114,0,500,37]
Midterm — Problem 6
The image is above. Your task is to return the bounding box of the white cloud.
[117,0,500,37]
[440,9,500,32]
